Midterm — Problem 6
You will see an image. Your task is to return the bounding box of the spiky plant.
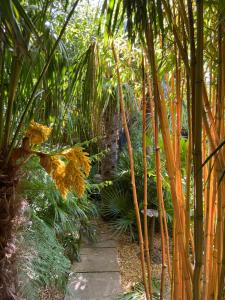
[0,1,81,296]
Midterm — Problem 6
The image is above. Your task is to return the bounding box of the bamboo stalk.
[112,41,150,300]
[145,21,192,299]
[187,0,196,147]
[207,170,218,298]
[169,74,176,154]
[142,55,153,298]
[149,71,167,299]
[146,63,172,283]
[215,7,225,296]
[163,0,220,155]
[202,157,212,300]
[185,73,192,257]
[174,222,181,299]
[218,217,225,299]
[193,1,204,298]
[154,112,167,300]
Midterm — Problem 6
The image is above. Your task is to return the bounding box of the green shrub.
[16,156,99,298]
[17,216,71,300]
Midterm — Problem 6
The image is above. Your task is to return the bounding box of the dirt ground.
[117,232,170,293]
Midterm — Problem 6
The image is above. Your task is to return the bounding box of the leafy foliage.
[101,183,137,239]
[116,281,160,300]
[16,156,99,298]
[17,216,71,300]
[13,120,91,199]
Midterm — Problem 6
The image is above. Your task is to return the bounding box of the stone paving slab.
[97,233,115,241]
[65,272,121,300]
[83,234,117,248]
[91,239,117,248]
[72,247,120,272]
[83,239,117,248]
[65,220,121,300]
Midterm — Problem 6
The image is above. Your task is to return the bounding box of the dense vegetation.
[0,0,225,299]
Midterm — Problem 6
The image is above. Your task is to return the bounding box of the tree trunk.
[101,98,119,180]
[0,161,21,299]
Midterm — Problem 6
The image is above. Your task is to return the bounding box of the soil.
[39,287,64,300]
[117,232,170,293]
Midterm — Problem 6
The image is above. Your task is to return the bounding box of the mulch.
[117,232,170,293]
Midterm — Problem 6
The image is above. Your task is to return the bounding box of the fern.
[17,216,71,300]
[16,156,99,298]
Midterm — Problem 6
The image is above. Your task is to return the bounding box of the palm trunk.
[0,158,25,298]
[0,42,5,148]
[3,56,22,150]
[101,100,119,180]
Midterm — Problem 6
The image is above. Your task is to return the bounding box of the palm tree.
[101,92,119,180]
[0,1,79,297]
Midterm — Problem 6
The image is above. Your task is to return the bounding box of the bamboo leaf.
[156,0,164,42]
[202,138,225,168]
[218,168,225,187]
[12,0,40,41]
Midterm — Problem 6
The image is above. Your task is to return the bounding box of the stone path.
[65,225,122,300]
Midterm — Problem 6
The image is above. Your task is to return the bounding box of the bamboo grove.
[107,0,225,299]
[0,0,225,299]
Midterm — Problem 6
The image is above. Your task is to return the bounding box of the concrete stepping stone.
[65,222,122,300]
[65,272,121,300]
[73,247,120,273]
[83,233,117,248]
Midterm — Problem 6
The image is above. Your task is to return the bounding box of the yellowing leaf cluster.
[61,147,90,176]
[26,120,52,144]
[39,147,91,198]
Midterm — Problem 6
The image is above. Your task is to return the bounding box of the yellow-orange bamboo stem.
[112,42,151,300]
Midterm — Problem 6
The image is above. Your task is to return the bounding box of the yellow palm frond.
[26,121,52,144]
[39,146,91,199]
